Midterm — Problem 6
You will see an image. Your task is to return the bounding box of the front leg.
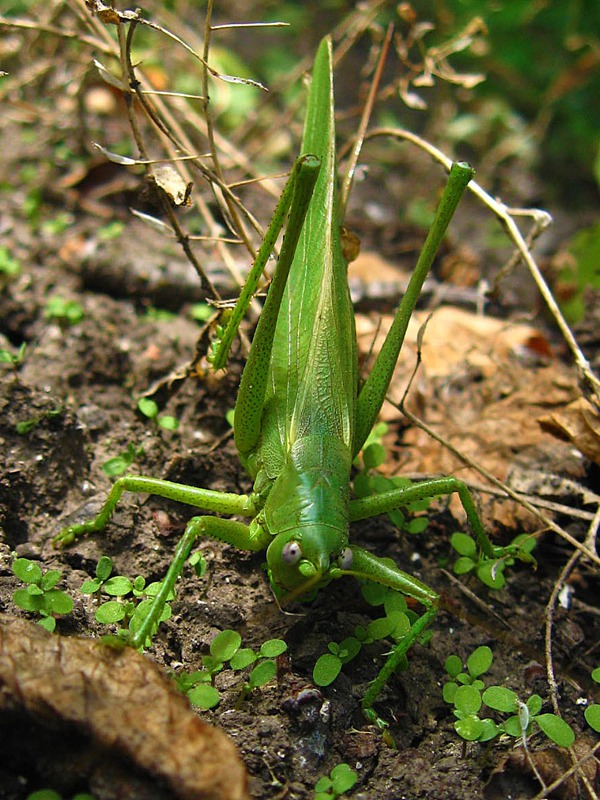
[53,474,257,546]
[130,515,270,649]
[341,546,439,732]
[349,476,533,565]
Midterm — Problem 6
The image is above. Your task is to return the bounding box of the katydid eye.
[282,541,302,565]
[338,547,353,569]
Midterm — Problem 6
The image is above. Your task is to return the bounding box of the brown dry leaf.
[152,164,193,207]
[488,736,599,799]
[357,307,582,530]
[539,397,600,467]
[0,615,249,800]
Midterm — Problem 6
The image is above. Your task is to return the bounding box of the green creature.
[55,38,529,732]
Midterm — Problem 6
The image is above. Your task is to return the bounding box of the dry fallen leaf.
[539,397,600,467]
[357,306,583,530]
[487,736,599,800]
[0,615,249,800]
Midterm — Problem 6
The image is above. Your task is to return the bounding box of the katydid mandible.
[55,37,527,732]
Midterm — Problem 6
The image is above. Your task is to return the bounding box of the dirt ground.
[1,4,600,800]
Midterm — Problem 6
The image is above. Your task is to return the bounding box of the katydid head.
[266,528,354,594]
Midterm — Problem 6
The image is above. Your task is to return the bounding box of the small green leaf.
[37,616,57,633]
[483,686,518,713]
[102,456,129,477]
[367,615,396,641]
[248,659,277,689]
[189,302,213,322]
[453,556,476,575]
[26,789,62,800]
[503,715,522,737]
[12,588,43,612]
[12,558,43,585]
[259,638,287,658]
[445,654,463,678]
[360,581,389,607]
[353,471,372,499]
[363,442,386,470]
[314,777,332,792]
[383,592,408,615]
[103,576,133,596]
[81,578,103,594]
[229,648,257,670]
[467,645,493,678]
[478,717,500,742]
[96,555,113,581]
[188,684,220,709]
[591,668,600,684]
[584,704,600,732]
[388,611,411,640]
[189,552,207,577]
[527,694,543,716]
[158,415,179,431]
[535,713,575,747]
[96,600,126,623]
[477,561,506,589]
[338,636,361,664]
[143,581,175,600]
[450,532,477,557]
[210,629,242,662]
[330,762,358,794]
[40,570,62,591]
[43,589,74,615]
[455,714,484,741]
[313,653,342,687]
[406,516,428,534]
[387,509,405,528]
[453,684,482,715]
[443,681,458,703]
[138,397,159,419]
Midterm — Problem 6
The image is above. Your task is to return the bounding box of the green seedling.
[313,579,421,688]
[81,555,174,634]
[141,306,178,323]
[101,443,145,478]
[188,302,213,323]
[12,558,74,632]
[353,425,431,534]
[54,38,533,735]
[16,405,64,435]
[176,628,287,710]
[0,245,21,280]
[41,212,73,236]
[0,342,27,371]
[98,220,125,241]
[314,763,358,799]
[450,531,536,590]
[44,297,85,326]
[443,647,575,747]
[584,667,600,733]
[137,397,179,432]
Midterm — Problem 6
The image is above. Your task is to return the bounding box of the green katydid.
[54,37,530,732]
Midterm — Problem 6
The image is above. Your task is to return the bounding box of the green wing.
[258,37,357,473]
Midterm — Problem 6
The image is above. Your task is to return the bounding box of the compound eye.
[338,547,353,570]
[282,541,302,565]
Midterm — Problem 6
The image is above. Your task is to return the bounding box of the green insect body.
[55,37,530,733]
